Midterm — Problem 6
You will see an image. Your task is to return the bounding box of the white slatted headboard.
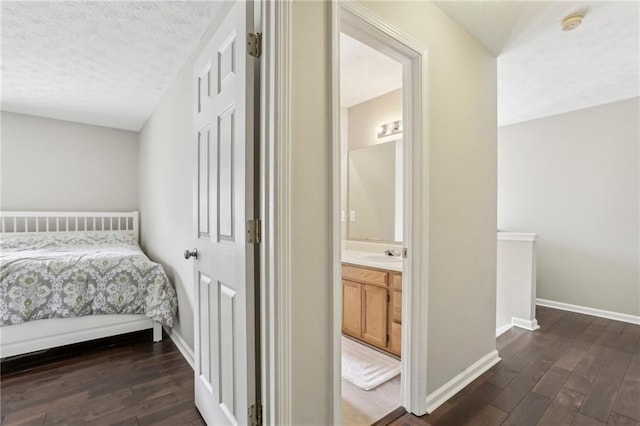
[0,211,139,242]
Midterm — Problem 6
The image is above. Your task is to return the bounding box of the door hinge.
[386,334,390,344]
[247,32,262,58]
[249,401,263,426]
[247,219,262,244]
[387,294,390,303]
[403,248,408,258]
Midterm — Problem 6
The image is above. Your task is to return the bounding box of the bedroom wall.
[136,4,235,359]
[359,1,498,395]
[0,111,138,211]
[137,37,197,355]
[498,97,640,317]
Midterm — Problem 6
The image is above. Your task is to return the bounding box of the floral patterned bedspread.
[0,232,177,327]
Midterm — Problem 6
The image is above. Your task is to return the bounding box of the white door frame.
[261,0,429,423]
[330,1,431,419]
[259,0,293,425]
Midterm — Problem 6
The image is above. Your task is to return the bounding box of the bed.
[0,211,177,358]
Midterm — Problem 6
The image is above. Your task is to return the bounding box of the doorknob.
[184,248,198,260]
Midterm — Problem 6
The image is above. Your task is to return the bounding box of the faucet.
[384,249,396,257]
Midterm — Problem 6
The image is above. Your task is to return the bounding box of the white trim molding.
[497,232,537,242]
[269,0,293,424]
[496,316,540,337]
[334,0,431,416]
[512,317,540,331]
[164,327,194,370]
[537,298,640,325]
[425,350,501,414]
[329,2,342,424]
[495,324,512,337]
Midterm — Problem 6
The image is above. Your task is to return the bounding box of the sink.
[361,254,402,262]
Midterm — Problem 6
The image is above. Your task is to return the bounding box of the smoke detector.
[561,13,584,31]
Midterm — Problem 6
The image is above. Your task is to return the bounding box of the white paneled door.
[191,1,259,425]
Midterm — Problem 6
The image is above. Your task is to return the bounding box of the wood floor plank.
[573,413,606,425]
[1,335,202,426]
[371,407,407,426]
[537,387,585,425]
[532,366,571,399]
[580,347,633,422]
[492,358,552,412]
[429,382,502,425]
[580,382,623,424]
[608,412,640,426]
[612,380,640,421]
[374,308,640,426]
[502,392,552,426]
[614,324,640,353]
[137,398,203,425]
[1,411,46,426]
[565,355,606,394]
[463,405,508,426]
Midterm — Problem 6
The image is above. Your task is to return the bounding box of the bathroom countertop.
[341,249,403,272]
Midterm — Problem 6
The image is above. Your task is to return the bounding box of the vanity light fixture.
[377,120,402,139]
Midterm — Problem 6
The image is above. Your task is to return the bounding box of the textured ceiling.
[437,1,640,126]
[340,33,403,108]
[1,1,223,131]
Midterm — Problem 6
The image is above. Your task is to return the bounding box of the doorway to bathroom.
[338,31,404,424]
[331,2,430,423]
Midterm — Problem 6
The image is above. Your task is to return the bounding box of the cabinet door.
[388,290,402,356]
[361,284,389,348]
[389,322,402,356]
[342,280,362,338]
[391,290,402,324]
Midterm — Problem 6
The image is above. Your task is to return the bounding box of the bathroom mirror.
[348,139,402,242]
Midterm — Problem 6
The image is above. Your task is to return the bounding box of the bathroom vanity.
[341,258,402,357]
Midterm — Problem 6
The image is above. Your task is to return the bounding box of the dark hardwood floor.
[1,331,203,425]
[2,307,639,425]
[386,306,640,426]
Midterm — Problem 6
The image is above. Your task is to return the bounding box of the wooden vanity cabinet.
[388,280,402,356]
[342,280,362,337]
[341,263,402,357]
[361,284,388,348]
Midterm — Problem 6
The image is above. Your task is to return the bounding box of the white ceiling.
[3,2,636,129]
[436,1,640,126]
[340,33,403,108]
[1,1,223,131]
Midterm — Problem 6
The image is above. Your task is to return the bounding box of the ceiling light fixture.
[561,13,584,31]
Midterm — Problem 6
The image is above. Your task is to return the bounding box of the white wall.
[348,88,401,151]
[496,236,537,332]
[0,111,138,211]
[289,2,333,422]
[360,1,498,395]
[498,97,640,316]
[137,34,199,351]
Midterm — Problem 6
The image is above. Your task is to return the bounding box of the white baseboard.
[512,317,539,331]
[496,316,539,337]
[425,350,501,414]
[496,324,512,337]
[536,298,640,325]
[163,326,194,369]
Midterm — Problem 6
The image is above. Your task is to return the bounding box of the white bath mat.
[341,336,401,391]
